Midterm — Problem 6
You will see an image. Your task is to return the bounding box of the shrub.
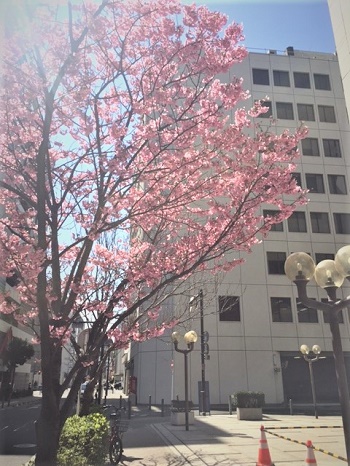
[232,391,265,408]
[57,413,109,466]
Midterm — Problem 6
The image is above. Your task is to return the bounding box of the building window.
[315,253,334,263]
[292,172,302,187]
[253,68,270,85]
[301,138,319,156]
[263,210,283,231]
[257,101,272,118]
[287,211,307,232]
[271,297,293,322]
[273,70,290,87]
[305,173,325,193]
[328,175,347,194]
[310,212,330,233]
[323,139,342,158]
[334,213,350,234]
[297,299,318,323]
[297,104,315,121]
[314,73,331,91]
[293,72,311,88]
[267,251,286,274]
[318,105,336,123]
[276,102,294,120]
[218,296,241,321]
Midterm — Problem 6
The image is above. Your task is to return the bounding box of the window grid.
[253,68,270,85]
[334,213,350,234]
[218,296,241,322]
[292,172,302,187]
[315,253,334,263]
[318,105,336,123]
[301,138,320,156]
[273,70,290,87]
[305,173,325,193]
[276,102,294,120]
[294,72,311,88]
[323,139,342,158]
[314,74,331,91]
[263,210,284,232]
[287,212,307,232]
[267,252,287,274]
[328,175,347,194]
[297,104,315,121]
[271,297,293,322]
[257,101,272,118]
[310,212,331,233]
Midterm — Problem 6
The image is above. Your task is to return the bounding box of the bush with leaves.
[57,413,109,466]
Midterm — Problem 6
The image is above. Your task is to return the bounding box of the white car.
[80,381,88,395]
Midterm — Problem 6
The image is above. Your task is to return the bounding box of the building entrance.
[280,352,350,404]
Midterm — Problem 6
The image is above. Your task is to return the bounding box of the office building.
[124,47,350,407]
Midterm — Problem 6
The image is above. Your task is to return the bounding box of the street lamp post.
[172,330,198,431]
[285,246,350,464]
[299,344,322,419]
[190,289,208,415]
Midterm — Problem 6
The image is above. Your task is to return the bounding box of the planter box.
[171,411,195,426]
[237,407,262,420]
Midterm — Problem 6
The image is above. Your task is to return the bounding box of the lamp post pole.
[199,290,206,416]
[285,248,350,465]
[190,289,208,415]
[172,331,197,431]
[300,344,321,419]
[104,351,110,405]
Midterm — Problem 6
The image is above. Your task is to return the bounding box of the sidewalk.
[122,408,348,465]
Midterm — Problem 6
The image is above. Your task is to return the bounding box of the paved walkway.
[2,391,348,465]
[143,412,347,465]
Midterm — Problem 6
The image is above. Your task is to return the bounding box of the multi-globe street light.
[299,344,322,419]
[171,330,198,431]
[285,245,350,464]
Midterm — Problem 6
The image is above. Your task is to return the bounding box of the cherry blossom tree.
[0,0,307,464]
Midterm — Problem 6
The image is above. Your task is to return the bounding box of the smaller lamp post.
[172,330,198,431]
[299,344,322,419]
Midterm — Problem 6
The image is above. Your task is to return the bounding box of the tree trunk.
[35,340,62,465]
[80,381,95,416]
[35,395,60,466]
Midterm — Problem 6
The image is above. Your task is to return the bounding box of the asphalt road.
[0,401,39,465]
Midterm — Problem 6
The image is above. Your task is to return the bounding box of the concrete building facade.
[328,0,350,114]
[125,48,350,408]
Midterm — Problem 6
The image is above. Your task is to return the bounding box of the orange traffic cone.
[305,440,317,465]
[256,425,274,466]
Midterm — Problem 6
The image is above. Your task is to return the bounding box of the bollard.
[289,398,293,416]
[228,395,232,415]
[161,398,164,417]
[148,395,152,410]
[127,398,131,419]
[119,395,122,409]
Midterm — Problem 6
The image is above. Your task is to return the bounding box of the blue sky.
[186,0,335,54]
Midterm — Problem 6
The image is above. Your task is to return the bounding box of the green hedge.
[57,413,109,466]
[232,391,265,408]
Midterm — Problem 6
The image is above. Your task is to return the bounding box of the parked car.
[80,381,89,395]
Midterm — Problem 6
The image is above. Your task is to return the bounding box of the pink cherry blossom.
[0,1,307,463]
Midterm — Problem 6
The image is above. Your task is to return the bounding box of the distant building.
[127,48,350,407]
